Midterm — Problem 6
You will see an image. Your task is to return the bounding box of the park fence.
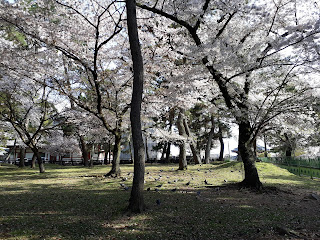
[259,157,320,178]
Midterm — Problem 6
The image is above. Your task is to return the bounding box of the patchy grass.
[0,162,319,240]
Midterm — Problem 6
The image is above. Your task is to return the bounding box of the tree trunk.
[5,139,16,163]
[90,145,94,167]
[160,142,167,161]
[31,153,36,168]
[177,109,187,170]
[127,0,146,213]
[218,124,224,161]
[108,139,112,164]
[183,117,201,164]
[18,147,26,168]
[165,142,171,163]
[129,139,134,162]
[104,143,109,165]
[79,135,89,167]
[145,135,150,162]
[32,147,45,173]
[284,133,292,157]
[263,134,268,157]
[105,133,122,177]
[204,116,215,164]
[238,121,262,189]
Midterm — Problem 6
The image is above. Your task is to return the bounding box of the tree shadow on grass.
[262,173,320,191]
[1,164,320,240]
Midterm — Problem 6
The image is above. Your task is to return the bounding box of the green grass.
[0,162,319,240]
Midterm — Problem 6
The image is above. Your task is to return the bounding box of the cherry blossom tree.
[0,0,132,176]
[0,74,61,173]
[126,0,146,213]
[136,0,320,189]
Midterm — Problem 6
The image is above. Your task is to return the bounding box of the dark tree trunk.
[104,143,109,165]
[177,109,187,170]
[129,139,134,162]
[108,139,112,164]
[31,153,36,168]
[5,139,16,163]
[18,147,26,168]
[32,147,45,173]
[127,0,146,213]
[218,124,224,161]
[253,138,257,158]
[105,133,122,177]
[204,116,215,164]
[89,145,94,167]
[263,134,268,157]
[160,142,167,161]
[145,135,150,162]
[238,121,262,189]
[183,118,201,164]
[79,135,89,167]
[165,142,171,163]
[284,133,292,157]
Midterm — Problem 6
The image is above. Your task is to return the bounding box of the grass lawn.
[0,162,319,240]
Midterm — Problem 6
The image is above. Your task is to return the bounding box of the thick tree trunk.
[18,147,26,168]
[238,121,262,189]
[177,109,187,170]
[284,133,292,157]
[31,153,36,168]
[127,0,146,213]
[79,135,89,167]
[32,148,45,173]
[183,118,201,164]
[218,124,224,161]
[204,116,215,164]
[105,133,121,177]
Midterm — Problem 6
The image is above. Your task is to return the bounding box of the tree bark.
[127,0,146,213]
[218,124,224,161]
[204,116,215,164]
[108,139,112,164]
[31,153,36,168]
[238,121,262,189]
[32,147,45,173]
[90,144,94,167]
[103,143,109,165]
[183,118,201,164]
[263,134,268,157]
[177,109,187,170]
[165,142,171,163]
[160,142,167,161]
[105,133,122,177]
[5,139,16,163]
[145,135,150,162]
[79,135,89,167]
[18,147,26,168]
[284,133,292,157]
